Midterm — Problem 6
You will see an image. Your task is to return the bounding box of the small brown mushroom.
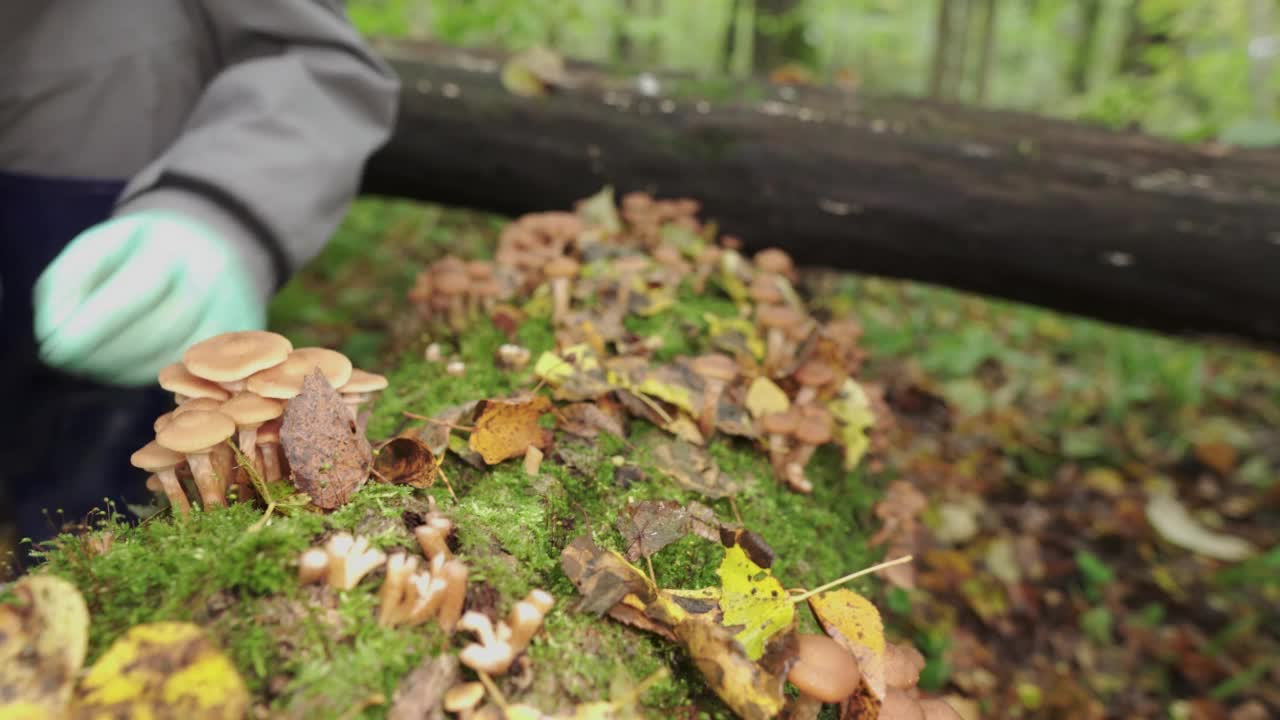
[182,330,293,393]
[793,360,839,405]
[255,418,284,484]
[158,362,229,404]
[788,633,862,712]
[748,275,783,307]
[219,392,284,468]
[436,270,470,330]
[506,589,554,652]
[496,344,532,371]
[246,347,354,399]
[155,410,236,508]
[338,369,389,421]
[885,642,927,690]
[443,683,485,718]
[436,559,469,634]
[759,409,800,467]
[613,254,650,311]
[880,689,926,720]
[378,552,420,627]
[692,244,722,294]
[690,353,738,439]
[414,518,453,562]
[757,305,805,373]
[783,406,833,493]
[130,441,191,515]
[544,256,580,324]
[753,247,797,282]
[298,548,330,585]
[403,570,449,626]
[154,397,224,432]
[918,699,963,720]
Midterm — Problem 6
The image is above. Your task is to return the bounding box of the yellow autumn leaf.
[718,544,794,661]
[704,314,765,361]
[744,377,790,420]
[808,588,887,701]
[674,615,786,720]
[716,250,751,304]
[828,378,876,471]
[0,574,89,718]
[535,345,614,401]
[636,376,695,415]
[469,394,553,464]
[70,622,248,720]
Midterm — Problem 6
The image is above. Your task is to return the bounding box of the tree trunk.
[752,0,815,72]
[973,0,998,103]
[1071,0,1104,94]
[361,41,1280,347]
[930,0,956,100]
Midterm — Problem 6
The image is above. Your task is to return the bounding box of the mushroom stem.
[299,548,330,584]
[155,467,192,515]
[185,452,225,508]
[211,443,234,499]
[795,386,818,406]
[788,694,823,720]
[699,378,726,439]
[765,328,788,372]
[436,560,469,634]
[237,425,260,464]
[378,554,419,627]
[405,573,448,625]
[259,443,282,483]
[550,277,572,324]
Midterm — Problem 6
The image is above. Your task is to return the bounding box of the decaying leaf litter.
[4,186,937,720]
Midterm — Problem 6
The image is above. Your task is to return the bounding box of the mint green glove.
[33,211,265,387]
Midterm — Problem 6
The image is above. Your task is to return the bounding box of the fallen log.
[360,41,1280,347]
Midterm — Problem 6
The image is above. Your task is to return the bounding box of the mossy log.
[361,41,1280,347]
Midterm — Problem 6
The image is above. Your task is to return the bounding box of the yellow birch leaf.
[705,314,765,361]
[0,575,89,719]
[808,589,887,701]
[673,615,786,720]
[718,540,794,661]
[70,622,248,720]
[469,394,553,464]
[828,378,875,471]
[745,377,790,420]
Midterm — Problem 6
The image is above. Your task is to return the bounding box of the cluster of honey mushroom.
[297,499,552,677]
[409,190,886,492]
[129,331,388,514]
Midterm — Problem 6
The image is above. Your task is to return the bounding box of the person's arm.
[115,0,401,305]
[34,1,399,385]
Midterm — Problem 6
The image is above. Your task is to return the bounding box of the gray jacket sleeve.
[115,0,400,305]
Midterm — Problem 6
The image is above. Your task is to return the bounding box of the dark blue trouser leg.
[1,171,164,563]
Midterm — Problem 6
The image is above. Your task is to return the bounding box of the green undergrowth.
[31,274,881,718]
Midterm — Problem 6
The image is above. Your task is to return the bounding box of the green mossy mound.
[30,288,881,719]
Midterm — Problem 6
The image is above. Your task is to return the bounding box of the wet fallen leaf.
[281,368,372,509]
[809,588,887,708]
[70,622,248,720]
[673,615,787,720]
[557,400,627,439]
[662,414,706,445]
[469,393,553,465]
[560,536,656,615]
[828,378,876,471]
[635,364,700,415]
[0,575,89,718]
[387,654,459,720]
[419,402,477,457]
[650,437,739,498]
[374,436,438,488]
[535,345,615,400]
[1146,488,1256,561]
[618,500,720,561]
[718,530,794,661]
[745,377,789,419]
[705,314,765,361]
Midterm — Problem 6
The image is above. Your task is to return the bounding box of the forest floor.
[5,195,1279,719]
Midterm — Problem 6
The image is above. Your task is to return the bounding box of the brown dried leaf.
[650,437,739,498]
[419,401,477,457]
[281,369,372,510]
[557,400,627,439]
[387,654,459,720]
[559,535,654,615]
[618,500,721,561]
[469,393,553,465]
[374,436,438,488]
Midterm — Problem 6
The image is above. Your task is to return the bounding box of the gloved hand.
[33,210,265,387]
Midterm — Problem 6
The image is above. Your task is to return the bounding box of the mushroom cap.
[256,418,282,445]
[544,256,580,279]
[759,410,799,435]
[885,642,927,690]
[220,392,285,426]
[246,348,354,399]
[433,255,467,274]
[691,353,738,382]
[130,441,184,471]
[754,247,795,275]
[155,397,226,432]
[435,271,469,295]
[156,410,237,454]
[788,633,862,703]
[444,682,486,713]
[158,363,230,401]
[749,277,783,305]
[793,414,833,446]
[466,261,495,280]
[340,369,389,394]
[475,279,503,299]
[652,245,683,266]
[918,699,963,720]
[794,361,837,387]
[880,689,925,720]
[182,331,293,384]
[757,305,804,329]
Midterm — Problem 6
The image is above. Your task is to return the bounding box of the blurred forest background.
[348,0,1280,146]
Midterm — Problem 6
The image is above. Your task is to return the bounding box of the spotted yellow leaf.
[70,622,248,719]
[808,588,887,701]
[469,393,553,464]
[717,535,794,660]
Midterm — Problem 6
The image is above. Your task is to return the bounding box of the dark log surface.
[360,41,1280,347]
